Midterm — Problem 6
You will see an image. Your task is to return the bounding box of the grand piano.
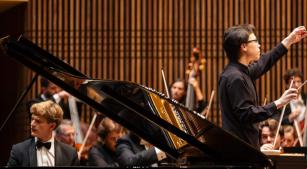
[1,35,306,168]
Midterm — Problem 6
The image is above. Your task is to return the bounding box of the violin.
[75,142,91,161]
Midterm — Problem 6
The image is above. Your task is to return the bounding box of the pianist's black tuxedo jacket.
[7,138,80,167]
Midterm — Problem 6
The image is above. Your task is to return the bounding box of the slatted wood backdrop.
[24,0,307,126]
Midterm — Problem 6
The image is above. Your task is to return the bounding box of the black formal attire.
[7,138,79,167]
[195,99,207,114]
[87,143,119,167]
[115,133,158,167]
[218,43,288,149]
[179,99,207,114]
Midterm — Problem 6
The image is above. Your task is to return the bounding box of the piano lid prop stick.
[205,90,215,119]
[273,79,294,148]
[78,113,97,159]
[161,67,170,98]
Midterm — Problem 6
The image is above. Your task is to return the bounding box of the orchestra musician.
[27,77,71,119]
[271,68,307,147]
[115,131,167,167]
[87,117,124,167]
[259,118,284,151]
[170,78,207,114]
[219,24,307,149]
[273,68,306,129]
[55,119,76,147]
[282,125,298,147]
[6,100,79,167]
[169,47,207,115]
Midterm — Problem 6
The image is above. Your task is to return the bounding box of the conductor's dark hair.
[223,24,256,62]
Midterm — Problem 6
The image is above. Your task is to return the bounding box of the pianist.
[7,100,79,167]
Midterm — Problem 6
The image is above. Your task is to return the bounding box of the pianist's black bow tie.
[36,141,51,149]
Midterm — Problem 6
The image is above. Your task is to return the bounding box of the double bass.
[185,47,206,113]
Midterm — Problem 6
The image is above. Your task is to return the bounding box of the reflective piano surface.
[262,147,307,169]
[2,35,306,168]
[268,154,307,169]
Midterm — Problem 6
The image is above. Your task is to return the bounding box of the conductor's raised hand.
[282,26,307,49]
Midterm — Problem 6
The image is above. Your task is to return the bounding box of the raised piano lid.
[1,35,273,168]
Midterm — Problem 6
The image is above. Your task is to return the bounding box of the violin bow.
[263,97,267,106]
[287,79,307,146]
[297,80,307,91]
[273,79,294,148]
[205,90,215,119]
[161,67,170,98]
[77,113,97,159]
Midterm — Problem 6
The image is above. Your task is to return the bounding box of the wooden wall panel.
[25,0,307,126]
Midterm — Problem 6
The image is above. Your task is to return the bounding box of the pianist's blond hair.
[30,100,63,128]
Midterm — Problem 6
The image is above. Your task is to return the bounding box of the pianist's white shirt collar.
[35,134,55,157]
